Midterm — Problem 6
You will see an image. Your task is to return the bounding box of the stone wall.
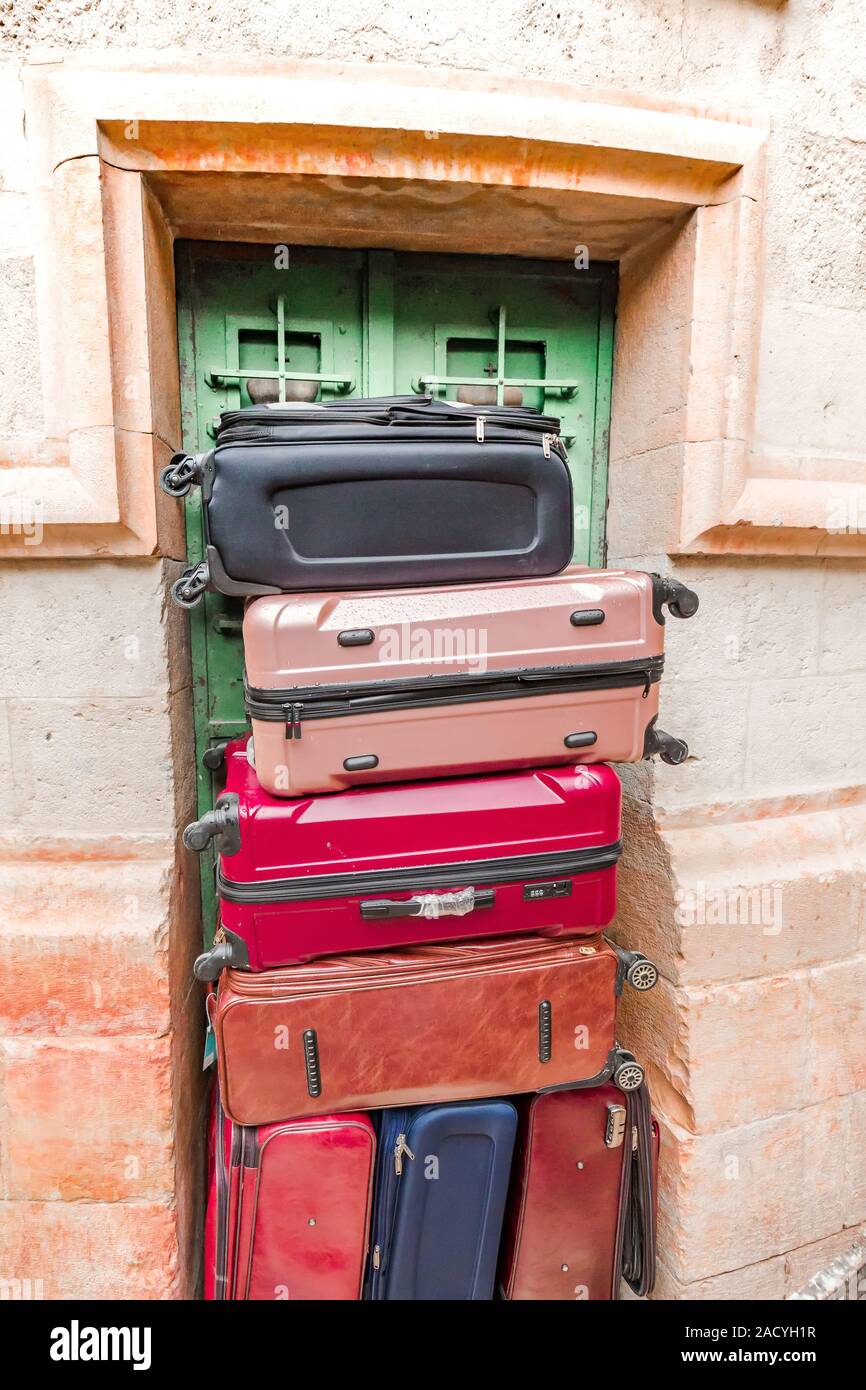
[0,2,864,1299]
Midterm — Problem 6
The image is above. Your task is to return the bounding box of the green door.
[176,242,616,935]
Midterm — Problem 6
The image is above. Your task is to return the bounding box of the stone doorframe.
[11,50,861,565]
[8,51,854,1297]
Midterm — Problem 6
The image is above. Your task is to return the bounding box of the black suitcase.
[160,396,573,605]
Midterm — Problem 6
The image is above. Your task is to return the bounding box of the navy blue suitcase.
[367,1100,518,1300]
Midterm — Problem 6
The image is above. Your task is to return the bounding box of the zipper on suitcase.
[283,703,303,740]
[217,840,622,906]
[394,1134,415,1176]
[246,657,664,726]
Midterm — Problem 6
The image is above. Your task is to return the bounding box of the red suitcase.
[189,739,631,978]
[204,1092,375,1301]
[209,934,644,1127]
[499,1066,658,1301]
[241,566,697,796]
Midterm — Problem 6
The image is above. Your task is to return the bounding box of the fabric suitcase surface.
[367,1100,517,1300]
[190,739,621,975]
[499,1077,657,1301]
[242,566,696,795]
[204,1093,375,1301]
[161,397,573,602]
[212,933,620,1126]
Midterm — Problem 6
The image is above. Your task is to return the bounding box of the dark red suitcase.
[499,1066,658,1301]
[204,1092,375,1301]
[190,738,628,978]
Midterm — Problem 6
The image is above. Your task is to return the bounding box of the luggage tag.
[202,988,217,1071]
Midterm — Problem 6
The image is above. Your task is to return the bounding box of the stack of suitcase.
[162,395,698,1301]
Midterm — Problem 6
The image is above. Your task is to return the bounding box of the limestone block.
[808,957,866,1104]
[754,299,866,458]
[0,859,173,1035]
[0,1199,180,1299]
[5,696,176,836]
[745,674,866,795]
[658,1100,848,1282]
[0,256,44,435]
[654,675,751,808]
[658,558,823,684]
[783,1224,866,1296]
[679,0,866,144]
[650,799,866,986]
[845,1091,866,1226]
[763,129,866,315]
[0,560,174,700]
[1,1037,174,1201]
[652,1253,786,1301]
[620,971,811,1132]
[607,443,685,559]
[819,564,866,675]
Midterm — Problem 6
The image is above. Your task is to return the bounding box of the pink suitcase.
[204,1091,375,1300]
[187,740,659,983]
[242,566,697,796]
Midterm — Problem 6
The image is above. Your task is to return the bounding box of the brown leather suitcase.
[499,1068,658,1300]
[212,934,623,1126]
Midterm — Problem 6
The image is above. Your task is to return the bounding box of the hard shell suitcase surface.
[498,1071,658,1301]
[189,739,624,976]
[204,1093,375,1301]
[212,933,624,1126]
[161,397,574,605]
[367,1100,518,1300]
[241,566,697,795]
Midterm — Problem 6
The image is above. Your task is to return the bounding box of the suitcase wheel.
[626,958,659,992]
[182,793,241,856]
[655,730,689,766]
[194,943,234,981]
[667,582,699,620]
[652,574,700,621]
[202,739,230,772]
[159,455,197,498]
[614,1059,645,1092]
[170,563,208,610]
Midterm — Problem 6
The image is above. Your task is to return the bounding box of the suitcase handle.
[360,887,495,920]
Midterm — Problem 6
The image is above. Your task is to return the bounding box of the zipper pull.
[542,432,552,458]
[372,1244,381,1270]
[632,1125,639,1152]
[642,671,651,698]
[283,703,294,740]
[293,703,303,740]
[476,416,486,443]
[394,1133,415,1176]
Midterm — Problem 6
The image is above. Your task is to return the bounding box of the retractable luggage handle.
[359,887,495,920]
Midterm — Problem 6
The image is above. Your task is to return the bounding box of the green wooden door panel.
[176,242,616,940]
[389,254,616,562]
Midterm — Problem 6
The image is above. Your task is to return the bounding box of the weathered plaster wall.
[0,2,864,1299]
